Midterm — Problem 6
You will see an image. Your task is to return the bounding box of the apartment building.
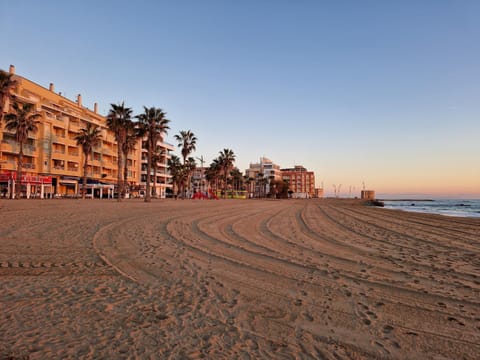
[0,65,140,198]
[139,139,174,198]
[191,166,207,193]
[281,165,315,198]
[245,157,282,197]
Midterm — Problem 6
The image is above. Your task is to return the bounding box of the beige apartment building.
[0,65,140,198]
[139,139,174,198]
[245,157,282,197]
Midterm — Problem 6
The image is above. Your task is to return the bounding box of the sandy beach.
[1,198,479,359]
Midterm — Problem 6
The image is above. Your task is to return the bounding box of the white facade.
[245,157,282,197]
[139,140,174,198]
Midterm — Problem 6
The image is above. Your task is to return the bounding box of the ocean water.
[382,199,480,218]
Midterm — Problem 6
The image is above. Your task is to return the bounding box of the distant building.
[315,188,324,198]
[361,190,375,200]
[245,157,282,197]
[139,139,174,198]
[281,165,315,198]
[191,166,207,193]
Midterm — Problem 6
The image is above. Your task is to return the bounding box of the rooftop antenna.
[362,181,366,190]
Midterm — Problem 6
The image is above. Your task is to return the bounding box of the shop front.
[78,179,115,199]
[58,176,80,197]
[0,171,53,199]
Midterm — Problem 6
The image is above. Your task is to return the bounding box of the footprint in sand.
[383,324,394,334]
[303,312,314,322]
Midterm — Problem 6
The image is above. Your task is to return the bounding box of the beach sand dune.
[1,199,479,359]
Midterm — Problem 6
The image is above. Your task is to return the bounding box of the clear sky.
[1,0,479,198]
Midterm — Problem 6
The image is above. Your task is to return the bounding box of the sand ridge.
[1,198,479,359]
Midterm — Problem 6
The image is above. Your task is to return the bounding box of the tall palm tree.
[136,107,170,202]
[218,148,236,199]
[205,159,220,194]
[106,102,132,201]
[174,130,197,196]
[174,130,197,164]
[257,173,266,198]
[230,168,243,192]
[122,121,138,198]
[167,155,182,199]
[184,157,197,197]
[4,102,41,198]
[0,69,17,123]
[75,123,102,199]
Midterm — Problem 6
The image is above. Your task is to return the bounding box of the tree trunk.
[116,144,123,202]
[223,168,228,199]
[82,153,89,199]
[15,142,23,199]
[145,140,152,203]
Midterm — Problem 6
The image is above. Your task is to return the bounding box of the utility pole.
[196,155,205,193]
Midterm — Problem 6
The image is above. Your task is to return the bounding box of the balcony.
[69,122,80,131]
[68,149,79,156]
[67,161,79,172]
[1,140,36,155]
[22,163,36,169]
[53,133,66,140]
[56,115,68,123]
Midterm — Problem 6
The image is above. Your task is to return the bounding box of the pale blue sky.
[1,0,479,197]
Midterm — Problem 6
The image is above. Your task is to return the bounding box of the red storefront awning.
[0,171,52,185]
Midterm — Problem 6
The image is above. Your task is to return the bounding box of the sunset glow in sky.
[1,1,479,197]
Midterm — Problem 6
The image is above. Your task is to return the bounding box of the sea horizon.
[382,198,480,218]
[377,193,480,201]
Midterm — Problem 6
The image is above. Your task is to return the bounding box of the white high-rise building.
[245,157,282,197]
[139,139,174,198]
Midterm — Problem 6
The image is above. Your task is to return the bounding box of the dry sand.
[0,198,479,359]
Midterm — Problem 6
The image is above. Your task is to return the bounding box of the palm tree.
[230,168,243,192]
[136,107,170,202]
[0,69,17,123]
[106,102,133,201]
[75,123,102,199]
[184,157,197,196]
[174,130,197,197]
[122,121,138,198]
[217,148,236,199]
[205,158,221,195]
[257,173,267,198]
[4,102,41,198]
[167,155,182,199]
[174,130,197,164]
